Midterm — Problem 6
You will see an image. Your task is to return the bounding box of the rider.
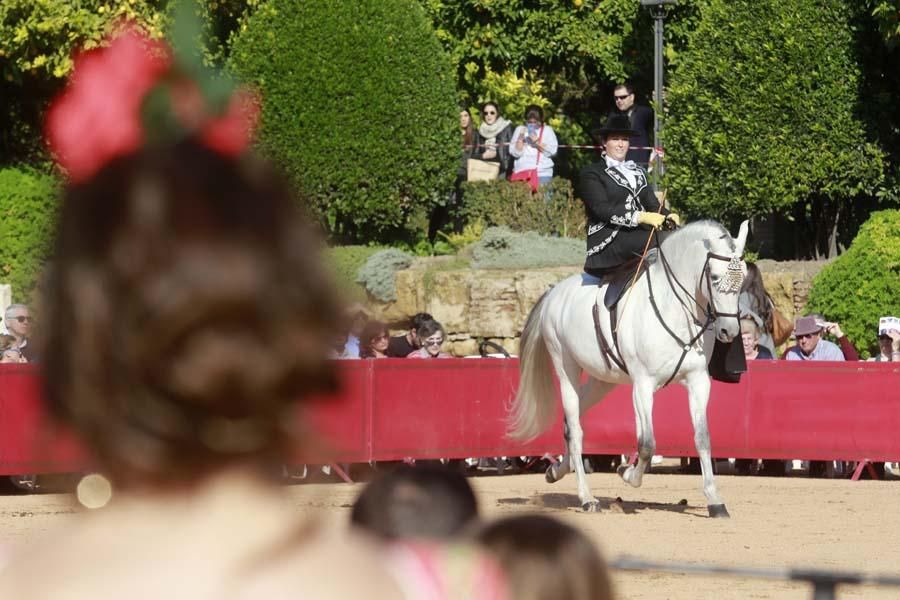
[579,114,680,279]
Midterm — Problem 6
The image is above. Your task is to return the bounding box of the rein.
[648,242,742,387]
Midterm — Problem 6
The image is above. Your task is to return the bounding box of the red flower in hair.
[46,29,171,183]
[46,27,259,184]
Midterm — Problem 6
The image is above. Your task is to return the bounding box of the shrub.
[356,248,414,302]
[460,177,585,238]
[664,0,882,253]
[0,167,59,301]
[471,226,583,270]
[229,0,458,244]
[806,210,900,358]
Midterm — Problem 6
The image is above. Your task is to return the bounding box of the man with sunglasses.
[4,304,36,362]
[605,83,653,166]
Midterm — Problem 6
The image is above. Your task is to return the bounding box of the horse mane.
[658,220,734,267]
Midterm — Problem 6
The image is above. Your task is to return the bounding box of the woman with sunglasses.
[407,319,452,358]
[472,101,514,179]
[359,320,390,359]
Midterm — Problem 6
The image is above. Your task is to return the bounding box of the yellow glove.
[637,211,666,229]
[666,213,682,227]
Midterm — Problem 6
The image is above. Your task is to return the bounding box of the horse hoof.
[582,501,601,513]
[708,504,730,518]
[545,466,558,484]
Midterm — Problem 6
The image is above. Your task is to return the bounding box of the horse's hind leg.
[618,378,655,488]
[550,358,599,512]
[546,377,616,486]
[684,370,729,518]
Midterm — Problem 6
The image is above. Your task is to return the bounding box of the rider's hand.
[666,213,682,227]
[637,211,666,229]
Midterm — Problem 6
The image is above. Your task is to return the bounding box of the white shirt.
[509,124,558,178]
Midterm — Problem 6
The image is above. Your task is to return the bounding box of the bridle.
[647,238,744,386]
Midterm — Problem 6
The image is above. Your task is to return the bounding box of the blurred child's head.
[476,514,614,600]
[351,465,478,541]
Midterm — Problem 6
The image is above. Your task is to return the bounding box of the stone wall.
[365,260,828,357]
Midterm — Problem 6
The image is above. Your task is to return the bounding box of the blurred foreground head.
[41,28,339,490]
[351,465,479,541]
[477,514,614,600]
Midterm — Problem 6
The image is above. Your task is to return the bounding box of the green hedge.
[0,167,58,302]
[806,210,900,358]
[665,0,881,222]
[471,226,583,270]
[460,177,585,239]
[229,0,458,244]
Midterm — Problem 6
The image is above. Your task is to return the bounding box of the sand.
[2,469,899,599]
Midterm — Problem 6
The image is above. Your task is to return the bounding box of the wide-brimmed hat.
[793,316,823,337]
[598,114,636,137]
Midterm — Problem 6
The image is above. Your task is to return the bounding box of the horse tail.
[508,289,557,441]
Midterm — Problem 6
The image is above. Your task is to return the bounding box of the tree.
[664,0,884,258]
[229,0,459,244]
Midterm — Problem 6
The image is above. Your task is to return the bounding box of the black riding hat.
[598,114,635,137]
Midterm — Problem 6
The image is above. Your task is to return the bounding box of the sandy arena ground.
[2,469,899,599]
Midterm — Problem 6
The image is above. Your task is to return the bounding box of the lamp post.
[640,0,676,189]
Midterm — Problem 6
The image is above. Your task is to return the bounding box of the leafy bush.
[471,226,583,270]
[665,0,882,233]
[229,0,458,244]
[325,245,385,286]
[806,210,900,358]
[356,248,414,302]
[0,167,59,301]
[460,177,585,238]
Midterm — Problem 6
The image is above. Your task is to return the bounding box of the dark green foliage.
[356,248,414,302]
[470,226,583,270]
[229,0,458,244]
[807,210,900,358]
[0,167,58,301]
[664,0,883,250]
[460,178,585,238]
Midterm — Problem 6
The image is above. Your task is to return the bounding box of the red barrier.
[1,360,898,475]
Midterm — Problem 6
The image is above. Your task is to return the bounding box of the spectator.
[387,312,433,357]
[4,304,36,362]
[359,320,390,359]
[741,318,774,360]
[868,320,900,362]
[329,331,355,360]
[429,108,474,241]
[407,319,452,358]
[351,464,479,541]
[476,514,614,600]
[0,348,26,364]
[0,30,403,599]
[606,82,653,166]
[344,303,370,359]
[738,262,777,357]
[509,104,559,187]
[472,101,514,179]
[782,315,857,361]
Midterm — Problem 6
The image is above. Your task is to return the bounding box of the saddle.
[599,257,649,309]
[589,259,649,375]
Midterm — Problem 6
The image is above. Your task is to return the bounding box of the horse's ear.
[734,220,750,256]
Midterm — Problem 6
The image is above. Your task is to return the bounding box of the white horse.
[509,220,749,518]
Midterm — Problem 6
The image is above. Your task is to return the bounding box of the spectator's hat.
[598,114,636,137]
[793,316,823,337]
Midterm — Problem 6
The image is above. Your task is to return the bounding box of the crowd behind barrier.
[1,359,898,476]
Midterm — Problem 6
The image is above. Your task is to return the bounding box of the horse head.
[703,220,749,342]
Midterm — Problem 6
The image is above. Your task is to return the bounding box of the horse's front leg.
[618,378,655,488]
[684,370,729,518]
